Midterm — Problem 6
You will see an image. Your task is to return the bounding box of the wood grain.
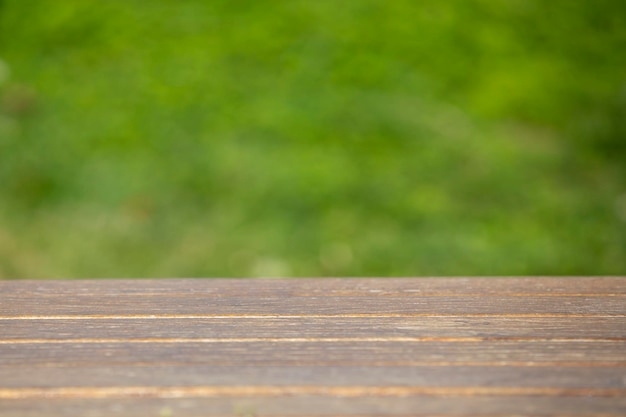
[1,277,625,416]
[2,295,624,316]
[2,277,624,295]
[3,396,626,417]
[0,365,624,389]
[3,317,625,339]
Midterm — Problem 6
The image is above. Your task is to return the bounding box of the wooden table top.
[1,277,625,417]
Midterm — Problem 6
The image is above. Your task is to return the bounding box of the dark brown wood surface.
[1,277,625,416]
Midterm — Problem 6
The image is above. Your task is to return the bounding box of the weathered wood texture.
[0,277,624,417]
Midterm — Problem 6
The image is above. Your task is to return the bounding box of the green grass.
[0,0,625,278]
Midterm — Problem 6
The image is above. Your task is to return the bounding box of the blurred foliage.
[0,0,624,278]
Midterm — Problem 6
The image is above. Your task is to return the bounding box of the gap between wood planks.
[2,337,625,344]
[2,314,625,320]
[1,361,624,368]
[1,386,626,400]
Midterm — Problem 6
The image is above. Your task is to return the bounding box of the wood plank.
[1,365,624,389]
[2,341,625,366]
[2,317,624,339]
[2,396,626,417]
[2,295,624,316]
[2,277,625,296]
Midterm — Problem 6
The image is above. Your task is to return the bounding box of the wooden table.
[1,277,625,416]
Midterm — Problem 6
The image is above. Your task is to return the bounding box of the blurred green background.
[0,0,625,279]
